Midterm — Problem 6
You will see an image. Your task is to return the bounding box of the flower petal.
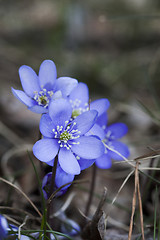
[97,113,108,127]
[58,148,80,175]
[108,140,130,161]
[95,153,112,169]
[87,123,105,139]
[40,114,56,138]
[55,164,75,189]
[69,82,89,105]
[49,99,72,126]
[52,90,62,100]
[45,159,55,166]
[55,77,78,97]
[19,65,40,97]
[90,98,110,117]
[28,105,48,114]
[72,136,105,159]
[39,60,57,90]
[11,88,35,107]
[107,123,128,139]
[72,110,98,135]
[78,158,95,170]
[33,138,59,163]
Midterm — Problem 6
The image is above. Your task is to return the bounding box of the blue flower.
[42,165,74,199]
[8,224,30,239]
[65,82,110,170]
[68,82,110,118]
[33,98,105,175]
[33,213,81,239]
[95,114,130,169]
[0,215,8,240]
[59,213,81,238]
[12,60,78,113]
[0,216,30,240]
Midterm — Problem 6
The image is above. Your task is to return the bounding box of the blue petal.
[72,136,105,159]
[45,159,55,166]
[61,218,81,236]
[40,114,56,138]
[11,88,35,107]
[19,65,40,97]
[58,148,81,175]
[108,140,130,161]
[55,77,78,97]
[95,153,112,169]
[78,158,95,170]
[0,215,8,239]
[90,98,110,117]
[96,113,108,127]
[33,138,59,163]
[69,82,89,105]
[55,164,75,189]
[28,105,48,114]
[39,60,57,90]
[49,99,72,126]
[87,123,105,139]
[72,110,98,135]
[107,123,128,139]
[52,90,62,100]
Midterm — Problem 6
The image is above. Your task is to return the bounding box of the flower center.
[60,131,72,141]
[33,88,54,108]
[70,99,89,118]
[52,122,81,150]
[72,109,81,118]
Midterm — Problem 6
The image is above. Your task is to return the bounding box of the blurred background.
[0,0,160,234]
[0,0,160,143]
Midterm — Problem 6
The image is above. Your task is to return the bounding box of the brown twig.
[128,162,139,240]
[0,177,42,218]
[137,172,145,240]
[128,161,145,240]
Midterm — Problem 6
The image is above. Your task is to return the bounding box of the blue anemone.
[33,98,105,175]
[68,82,110,118]
[95,114,130,169]
[42,165,74,199]
[12,60,78,113]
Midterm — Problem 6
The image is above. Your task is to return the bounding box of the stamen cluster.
[70,99,89,118]
[52,122,81,150]
[34,88,54,108]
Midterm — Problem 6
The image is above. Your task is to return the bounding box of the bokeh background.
[0,0,160,235]
[1,0,160,144]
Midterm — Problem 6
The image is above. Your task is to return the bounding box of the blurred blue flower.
[59,213,81,238]
[0,216,30,240]
[0,215,8,240]
[12,60,78,113]
[42,164,74,199]
[95,113,130,169]
[9,224,30,239]
[33,98,105,175]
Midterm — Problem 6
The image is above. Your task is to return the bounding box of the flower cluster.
[12,59,130,190]
[10,59,130,239]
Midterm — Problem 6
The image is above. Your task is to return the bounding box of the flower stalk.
[46,155,59,224]
[85,163,97,218]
